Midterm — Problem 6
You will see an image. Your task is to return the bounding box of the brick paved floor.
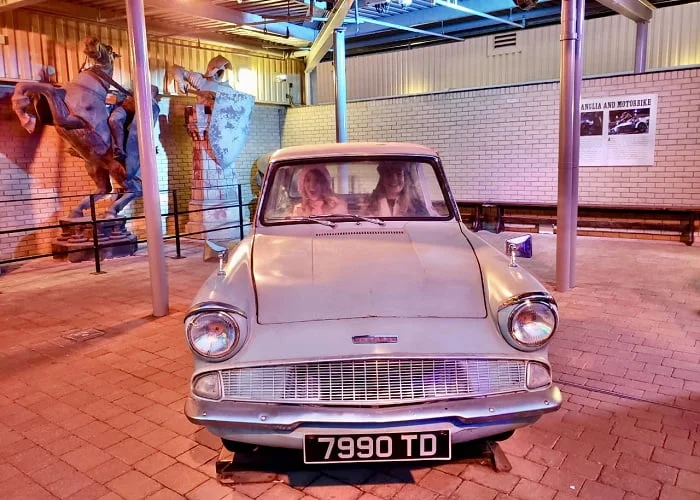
[0,234,698,500]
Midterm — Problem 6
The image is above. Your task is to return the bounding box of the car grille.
[220,358,527,405]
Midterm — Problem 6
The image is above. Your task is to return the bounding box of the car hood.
[253,222,486,324]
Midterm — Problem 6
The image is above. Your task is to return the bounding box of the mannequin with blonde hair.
[293,165,347,216]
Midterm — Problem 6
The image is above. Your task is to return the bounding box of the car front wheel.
[222,439,258,453]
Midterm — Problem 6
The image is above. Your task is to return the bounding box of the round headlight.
[186,311,240,360]
[508,301,557,349]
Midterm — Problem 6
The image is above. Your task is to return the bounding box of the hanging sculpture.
[11,36,159,218]
[172,56,255,240]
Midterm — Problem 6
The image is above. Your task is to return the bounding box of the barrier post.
[172,189,184,259]
[89,194,104,274]
[237,184,244,241]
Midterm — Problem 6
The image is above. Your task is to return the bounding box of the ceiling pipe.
[432,0,524,29]
[340,5,563,52]
[358,17,464,41]
[343,3,511,38]
[305,16,463,42]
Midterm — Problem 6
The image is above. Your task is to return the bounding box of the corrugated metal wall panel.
[0,10,302,104]
[583,14,637,75]
[316,2,700,103]
[649,2,700,68]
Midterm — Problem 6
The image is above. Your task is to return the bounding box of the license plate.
[303,430,450,464]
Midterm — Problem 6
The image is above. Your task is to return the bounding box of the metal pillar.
[304,69,317,106]
[635,21,648,73]
[556,0,582,293]
[569,0,585,288]
[333,27,348,143]
[125,0,169,316]
[333,27,349,194]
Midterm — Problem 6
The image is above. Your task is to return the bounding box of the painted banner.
[579,94,657,166]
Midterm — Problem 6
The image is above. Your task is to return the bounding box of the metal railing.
[0,184,253,274]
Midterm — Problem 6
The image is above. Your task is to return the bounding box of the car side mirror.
[206,240,229,276]
[505,234,532,267]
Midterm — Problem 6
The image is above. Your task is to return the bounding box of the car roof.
[269,142,439,163]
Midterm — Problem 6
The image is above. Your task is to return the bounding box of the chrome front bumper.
[185,385,561,449]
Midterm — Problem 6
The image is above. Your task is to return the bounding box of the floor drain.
[64,328,106,342]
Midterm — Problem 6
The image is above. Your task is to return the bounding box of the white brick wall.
[283,69,700,207]
[0,86,284,261]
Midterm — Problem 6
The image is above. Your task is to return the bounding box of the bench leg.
[686,214,696,246]
[473,206,482,232]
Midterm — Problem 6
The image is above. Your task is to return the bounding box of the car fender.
[188,234,256,328]
[459,224,553,330]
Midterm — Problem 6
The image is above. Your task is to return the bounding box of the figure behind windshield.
[366,161,429,217]
[293,165,348,216]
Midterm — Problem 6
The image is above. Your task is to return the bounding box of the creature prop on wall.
[11,36,159,218]
[172,55,255,177]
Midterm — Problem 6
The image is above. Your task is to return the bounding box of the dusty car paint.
[185,142,561,458]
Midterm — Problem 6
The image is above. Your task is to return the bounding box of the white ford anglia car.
[185,142,561,465]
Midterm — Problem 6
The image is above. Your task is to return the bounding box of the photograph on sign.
[608,108,650,135]
[580,111,603,136]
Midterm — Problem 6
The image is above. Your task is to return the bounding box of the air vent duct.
[487,32,521,56]
[315,230,406,238]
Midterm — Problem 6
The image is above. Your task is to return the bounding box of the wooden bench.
[457,201,699,246]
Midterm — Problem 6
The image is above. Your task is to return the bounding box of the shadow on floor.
[217,439,501,487]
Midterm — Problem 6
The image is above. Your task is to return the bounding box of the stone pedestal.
[52,217,138,263]
[184,104,241,240]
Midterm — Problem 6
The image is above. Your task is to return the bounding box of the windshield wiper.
[310,213,385,226]
[271,216,336,227]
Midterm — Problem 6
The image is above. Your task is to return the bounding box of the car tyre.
[489,430,515,441]
[222,439,258,453]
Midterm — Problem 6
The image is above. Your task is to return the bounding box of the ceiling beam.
[304,0,355,73]
[23,1,292,56]
[358,16,463,41]
[0,0,45,13]
[344,5,562,52]
[432,0,524,28]
[345,5,518,38]
[143,0,316,41]
[594,0,654,22]
[347,6,475,37]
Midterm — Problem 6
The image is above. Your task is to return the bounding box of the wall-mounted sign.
[579,94,657,166]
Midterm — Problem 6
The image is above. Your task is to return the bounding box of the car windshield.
[261,158,453,223]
